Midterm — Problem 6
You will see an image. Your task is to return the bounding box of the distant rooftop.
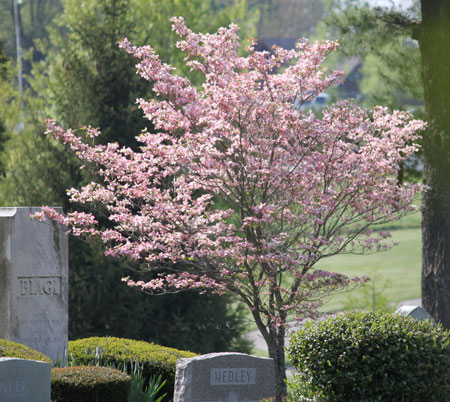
[255,37,298,52]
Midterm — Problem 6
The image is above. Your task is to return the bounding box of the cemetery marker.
[174,352,275,402]
[0,357,51,402]
[0,207,68,363]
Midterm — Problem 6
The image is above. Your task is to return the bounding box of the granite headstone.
[0,357,51,402]
[0,207,68,363]
[395,305,434,322]
[174,352,275,402]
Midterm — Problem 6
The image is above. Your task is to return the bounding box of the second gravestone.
[0,357,51,402]
[395,305,434,322]
[174,353,275,402]
[0,207,68,363]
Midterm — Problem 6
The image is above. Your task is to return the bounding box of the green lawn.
[316,209,421,312]
[318,225,421,312]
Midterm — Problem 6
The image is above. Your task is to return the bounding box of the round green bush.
[51,366,130,402]
[287,312,450,401]
[0,338,52,363]
[68,336,196,397]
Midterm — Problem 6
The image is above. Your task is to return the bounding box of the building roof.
[255,37,298,52]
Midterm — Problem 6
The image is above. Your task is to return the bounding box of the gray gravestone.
[0,357,51,402]
[174,353,275,402]
[0,207,68,363]
[395,305,434,322]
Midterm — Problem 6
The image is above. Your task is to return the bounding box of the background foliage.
[0,0,256,353]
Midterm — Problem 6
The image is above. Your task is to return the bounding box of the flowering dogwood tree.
[35,17,424,400]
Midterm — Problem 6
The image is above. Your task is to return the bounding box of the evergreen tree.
[325,1,423,109]
[0,0,255,352]
[0,0,63,76]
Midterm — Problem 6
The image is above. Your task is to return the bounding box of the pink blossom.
[36,18,425,392]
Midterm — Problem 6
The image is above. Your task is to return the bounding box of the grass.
[318,225,421,312]
[315,204,422,312]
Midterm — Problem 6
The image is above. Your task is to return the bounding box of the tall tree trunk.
[419,0,450,327]
[266,325,287,401]
[251,309,287,401]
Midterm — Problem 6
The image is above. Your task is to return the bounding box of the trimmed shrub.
[68,336,196,397]
[0,338,52,363]
[51,366,130,402]
[287,312,450,401]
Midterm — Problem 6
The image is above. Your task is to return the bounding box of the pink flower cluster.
[35,17,425,330]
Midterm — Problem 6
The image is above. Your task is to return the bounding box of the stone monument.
[0,357,51,402]
[0,207,68,363]
[395,305,435,322]
[173,352,275,402]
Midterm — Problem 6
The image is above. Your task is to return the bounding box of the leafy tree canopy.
[325,0,423,108]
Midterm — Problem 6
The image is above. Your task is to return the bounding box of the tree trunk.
[251,309,287,401]
[419,0,450,327]
[266,325,287,401]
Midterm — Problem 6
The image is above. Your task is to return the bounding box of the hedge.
[0,338,52,363]
[51,366,130,402]
[287,312,450,401]
[68,336,196,397]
